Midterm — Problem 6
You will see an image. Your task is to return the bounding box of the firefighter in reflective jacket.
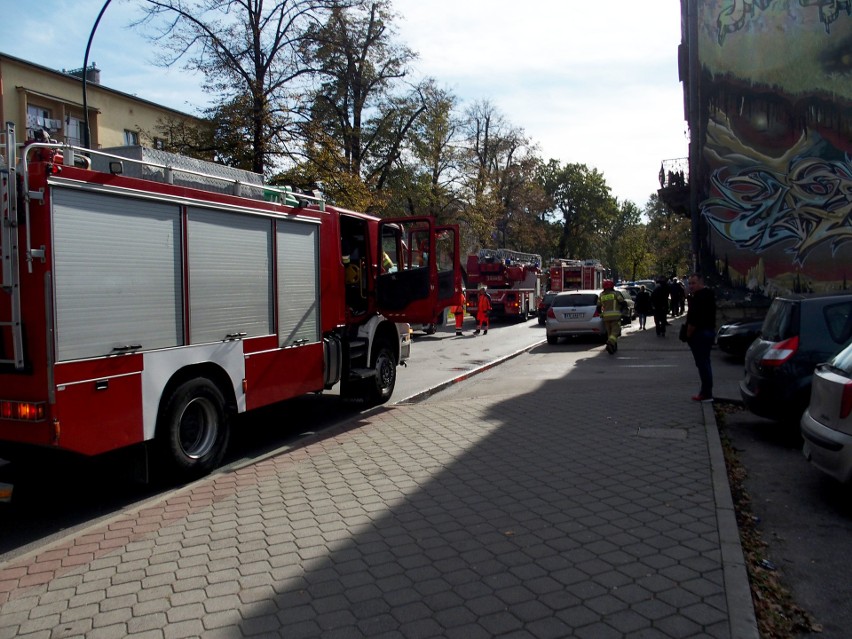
[453,288,466,336]
[473,285,492,335]
[599,280,626,354]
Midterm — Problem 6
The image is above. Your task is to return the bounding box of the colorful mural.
[696,0,852,294]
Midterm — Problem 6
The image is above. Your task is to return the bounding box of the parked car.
[801,341,852,483]
[633,279,657,292]
[545,290,605,344]
[740,294,852,424]
[615,287,636,322]
[716,316,765,359]
[537,290,558,326]
[411,307,449,335]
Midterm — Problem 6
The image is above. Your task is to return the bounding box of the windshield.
[554,293,597,307]
[831,342,852,374]
[761,299,797,342]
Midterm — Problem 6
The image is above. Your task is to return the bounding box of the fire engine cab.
[0,123,461,480]
[465,248,544,321]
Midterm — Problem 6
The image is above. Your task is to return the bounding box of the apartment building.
[0,52,201,151]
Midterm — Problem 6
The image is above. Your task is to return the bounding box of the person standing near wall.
[685,273,716,402]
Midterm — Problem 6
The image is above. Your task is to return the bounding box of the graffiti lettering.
[717,0,850,43]
[800,0,852,32]
[703,154,852,264]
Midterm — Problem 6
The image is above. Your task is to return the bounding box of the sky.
[1,0,688,208]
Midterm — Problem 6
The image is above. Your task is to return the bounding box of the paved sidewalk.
[0,321,757,638]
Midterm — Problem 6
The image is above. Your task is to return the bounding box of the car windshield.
[831,342,852,374]
[823,301,852,345]
[761,300,797,342]
[554,293,597,307]
[543,293,557,304]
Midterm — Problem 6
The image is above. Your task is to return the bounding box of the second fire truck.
[465,248,544,321]
[548,259,606,292]
[0,123,462,481]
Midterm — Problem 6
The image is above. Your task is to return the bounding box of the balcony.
[657,157,690,217]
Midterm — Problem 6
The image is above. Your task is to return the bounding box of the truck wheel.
[424,323,437,335]
[157,379,230,481]
[367,342,397,406]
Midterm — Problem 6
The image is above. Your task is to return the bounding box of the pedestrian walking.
[453,288,466,336]
[634,285,652,330]
[598,279,627,354]
[650,278,670,336]
[473,285,492,335]
[685,272,716,402]
[669,277,685,316]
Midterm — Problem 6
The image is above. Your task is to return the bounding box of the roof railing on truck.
[8,128,327,284]
[16,140,325,212]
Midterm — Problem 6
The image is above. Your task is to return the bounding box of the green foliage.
[644,193,692,277]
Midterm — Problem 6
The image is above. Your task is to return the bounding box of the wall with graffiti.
[696,0,851,294]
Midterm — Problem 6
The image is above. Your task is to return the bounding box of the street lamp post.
[82,0,113,149]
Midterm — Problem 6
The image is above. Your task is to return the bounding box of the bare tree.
[298,1,428,210]
[135,0,353,175]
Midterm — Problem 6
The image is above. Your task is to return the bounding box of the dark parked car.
[716,316,765,359]
[740,294,852,424]
[537,291,558,325]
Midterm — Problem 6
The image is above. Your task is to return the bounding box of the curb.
[703,402,760,639]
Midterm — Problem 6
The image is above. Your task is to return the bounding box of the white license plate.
[564,313,582,319]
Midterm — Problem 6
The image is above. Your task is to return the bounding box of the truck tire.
[156,379,230,481]
[367,341,397,406]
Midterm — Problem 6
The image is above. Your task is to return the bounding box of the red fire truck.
[548,259,605,292]
[465,248,544,321]
[0,123,461,480]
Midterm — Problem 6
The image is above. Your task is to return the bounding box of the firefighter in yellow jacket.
[599,280,626,354]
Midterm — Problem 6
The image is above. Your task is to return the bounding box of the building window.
[124,130,139,146]
[153,137,165,150]
[26,105,62,138]
[65,116,84,147]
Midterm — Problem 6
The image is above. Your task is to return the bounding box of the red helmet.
[602,279,614,289]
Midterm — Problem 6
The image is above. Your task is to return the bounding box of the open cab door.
[377,217,461,325]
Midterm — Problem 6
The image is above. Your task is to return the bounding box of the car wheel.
[547,334,558,345]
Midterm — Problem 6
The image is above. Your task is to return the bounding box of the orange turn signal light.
[0,400,47,422]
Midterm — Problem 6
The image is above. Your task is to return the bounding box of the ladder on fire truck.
[0,122,23,368]
[477,248,541,267]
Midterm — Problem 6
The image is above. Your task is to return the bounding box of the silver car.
[545,290,605,344]
[801,341,852,483]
